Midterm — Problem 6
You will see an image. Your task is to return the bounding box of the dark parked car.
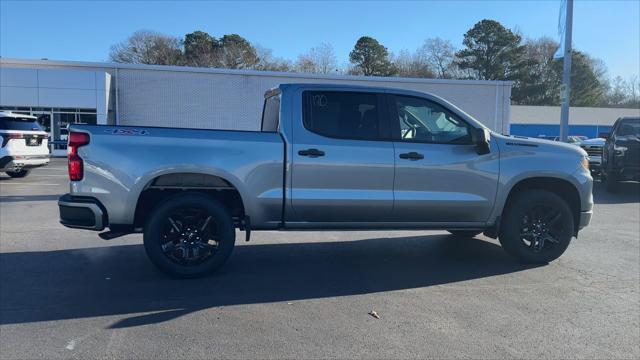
[602,117,640,191]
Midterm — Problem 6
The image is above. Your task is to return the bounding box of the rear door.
[388,94,499,223]
[289,89,395,223]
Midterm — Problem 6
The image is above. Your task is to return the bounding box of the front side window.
[617,118,640,137]
[303,91,380,141]
[393,95,472,144]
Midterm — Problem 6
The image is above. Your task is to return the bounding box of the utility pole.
[559,0,574,142]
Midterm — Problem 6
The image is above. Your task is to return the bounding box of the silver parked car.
[58,84,593,276]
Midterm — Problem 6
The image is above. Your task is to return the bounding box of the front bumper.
[579,210,593,230]
[0,155,50,171]
[58,194,106,231]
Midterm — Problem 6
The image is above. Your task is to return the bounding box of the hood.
[579,138,605,146]
[615,134,640,149]
[496,134,587,156]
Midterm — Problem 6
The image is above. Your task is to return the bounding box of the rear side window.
[303,91,381,141]
[261,94,281,132]
[0,117,44,131]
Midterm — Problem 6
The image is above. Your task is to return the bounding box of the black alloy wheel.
[144,193,235,277]
[499,189,574,264]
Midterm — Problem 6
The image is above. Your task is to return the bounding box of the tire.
[604,168,618,192]
[5,170,30,178]
[499,190,574,264]
[143,192,236,277]
[447,230,482,238]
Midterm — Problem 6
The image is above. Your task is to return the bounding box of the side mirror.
[598,132,610,139]
[472,128,491,155]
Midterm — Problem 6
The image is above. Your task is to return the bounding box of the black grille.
[581,145,602,157]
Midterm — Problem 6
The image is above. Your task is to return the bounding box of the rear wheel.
[447,230,482,238]
[499,190,574,264]
[143,193,236,277]
[5,169,30,178]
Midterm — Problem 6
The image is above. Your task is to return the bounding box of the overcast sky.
[1,0,638,79]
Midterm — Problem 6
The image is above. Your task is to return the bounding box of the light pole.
[559,0,574,142]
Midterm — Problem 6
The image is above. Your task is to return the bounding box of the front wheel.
[143,193,236,277]
[5,169,30,178]
[499,190,574,264]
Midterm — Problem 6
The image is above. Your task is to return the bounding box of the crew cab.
[602,116,640,191]
[58,84,593,276]
[0,111,50,178]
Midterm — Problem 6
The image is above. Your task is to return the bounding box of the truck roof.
[0,111,37,120]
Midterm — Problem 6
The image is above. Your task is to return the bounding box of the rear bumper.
[579,210,593,230]
[58,194,106,231]
[0,155,50,171]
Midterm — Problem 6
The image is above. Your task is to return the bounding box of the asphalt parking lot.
[0,158,639,359]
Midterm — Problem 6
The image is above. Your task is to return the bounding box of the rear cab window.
[261,93,281,132]
[302,91,383,141]
[0,117,44,131]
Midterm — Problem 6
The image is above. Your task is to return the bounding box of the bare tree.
[392,49,434,78]
[418,38,456,78]
[627,75,639,106]
[254,45,293,72]
[296,43,337,74]
[109,30,183,65]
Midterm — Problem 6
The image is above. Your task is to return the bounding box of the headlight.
[614,145,627,156]
[581,156,589,171]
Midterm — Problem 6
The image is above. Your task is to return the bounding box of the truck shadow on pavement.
[0,235,537,328]
[592,181,640,204]
[0,194,62,203]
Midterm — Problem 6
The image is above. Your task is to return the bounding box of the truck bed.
[69,124,285,228]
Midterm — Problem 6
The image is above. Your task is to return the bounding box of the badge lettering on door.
[104,129,150,136]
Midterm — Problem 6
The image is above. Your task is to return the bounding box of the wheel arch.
[502,176,581,234]
[133,172,247,229]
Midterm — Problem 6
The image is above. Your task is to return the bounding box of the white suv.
[0,111,50,178]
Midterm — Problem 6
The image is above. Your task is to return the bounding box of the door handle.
[298,148,325,157]
[399,152,424,160]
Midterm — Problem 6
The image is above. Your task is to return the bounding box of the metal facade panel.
[37,69,97,90]
[0,67,38,87]
[0,86,38,106]
[38,88,97,108]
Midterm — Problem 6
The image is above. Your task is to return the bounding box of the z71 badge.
[104,128,150,136]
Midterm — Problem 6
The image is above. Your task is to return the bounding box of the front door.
[289,90,395,223]
[388,94,499,224]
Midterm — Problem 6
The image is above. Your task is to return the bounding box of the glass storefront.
[0,106,97,155]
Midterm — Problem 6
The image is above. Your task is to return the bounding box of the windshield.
[0,117,44,131]
[617,119,640,137]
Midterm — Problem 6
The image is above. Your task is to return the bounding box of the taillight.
[1,133,23,147]
[68,132,90,181]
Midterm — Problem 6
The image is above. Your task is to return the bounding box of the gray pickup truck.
[58,84,593,276]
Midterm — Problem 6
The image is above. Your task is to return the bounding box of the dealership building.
[1,57,513,155]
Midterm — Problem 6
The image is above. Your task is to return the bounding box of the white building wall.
[1,58,512,132]
[512,105,640,126]
[116,67,512,131]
